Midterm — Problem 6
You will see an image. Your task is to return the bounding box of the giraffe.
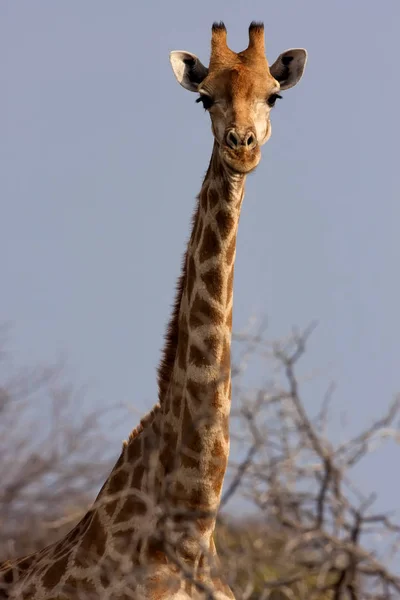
[0,22,307,600]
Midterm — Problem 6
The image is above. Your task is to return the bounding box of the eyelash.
[196,95,214,110]
[196,93,282,110]
[267,93,282,107]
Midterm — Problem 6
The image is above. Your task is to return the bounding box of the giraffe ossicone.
[0,21,307,600]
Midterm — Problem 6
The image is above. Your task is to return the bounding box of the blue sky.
[2,1,400,516]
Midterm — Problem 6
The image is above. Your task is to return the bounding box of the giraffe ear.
[269,49,307,90]
[170,51,209,92]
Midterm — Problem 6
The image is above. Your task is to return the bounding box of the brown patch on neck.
[42,555,69,589]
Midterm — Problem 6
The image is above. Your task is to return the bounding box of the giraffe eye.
[196,94,214,110]
[267,93,282,107]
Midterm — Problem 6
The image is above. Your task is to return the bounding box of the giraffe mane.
[156,196,202,405]
[124,402,160,446]
[156,149,219,406]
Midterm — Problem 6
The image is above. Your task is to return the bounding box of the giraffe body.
[0,22,307,599]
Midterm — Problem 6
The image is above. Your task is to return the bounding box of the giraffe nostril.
[227,131,239,148]
[246,134,255,147]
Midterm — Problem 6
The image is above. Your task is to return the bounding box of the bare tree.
[0,324,121,560]
[218,325,400,599]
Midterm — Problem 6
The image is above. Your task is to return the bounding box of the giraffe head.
[170,22,307,174]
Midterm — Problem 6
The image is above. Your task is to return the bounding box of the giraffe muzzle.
[224,128,258,152]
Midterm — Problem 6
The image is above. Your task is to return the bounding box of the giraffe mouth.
[220,144,261,174]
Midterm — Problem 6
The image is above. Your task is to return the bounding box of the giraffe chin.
[220,145,261,174]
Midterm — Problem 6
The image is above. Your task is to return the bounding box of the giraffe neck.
[157,146,245,408]
[159,141,246,547]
